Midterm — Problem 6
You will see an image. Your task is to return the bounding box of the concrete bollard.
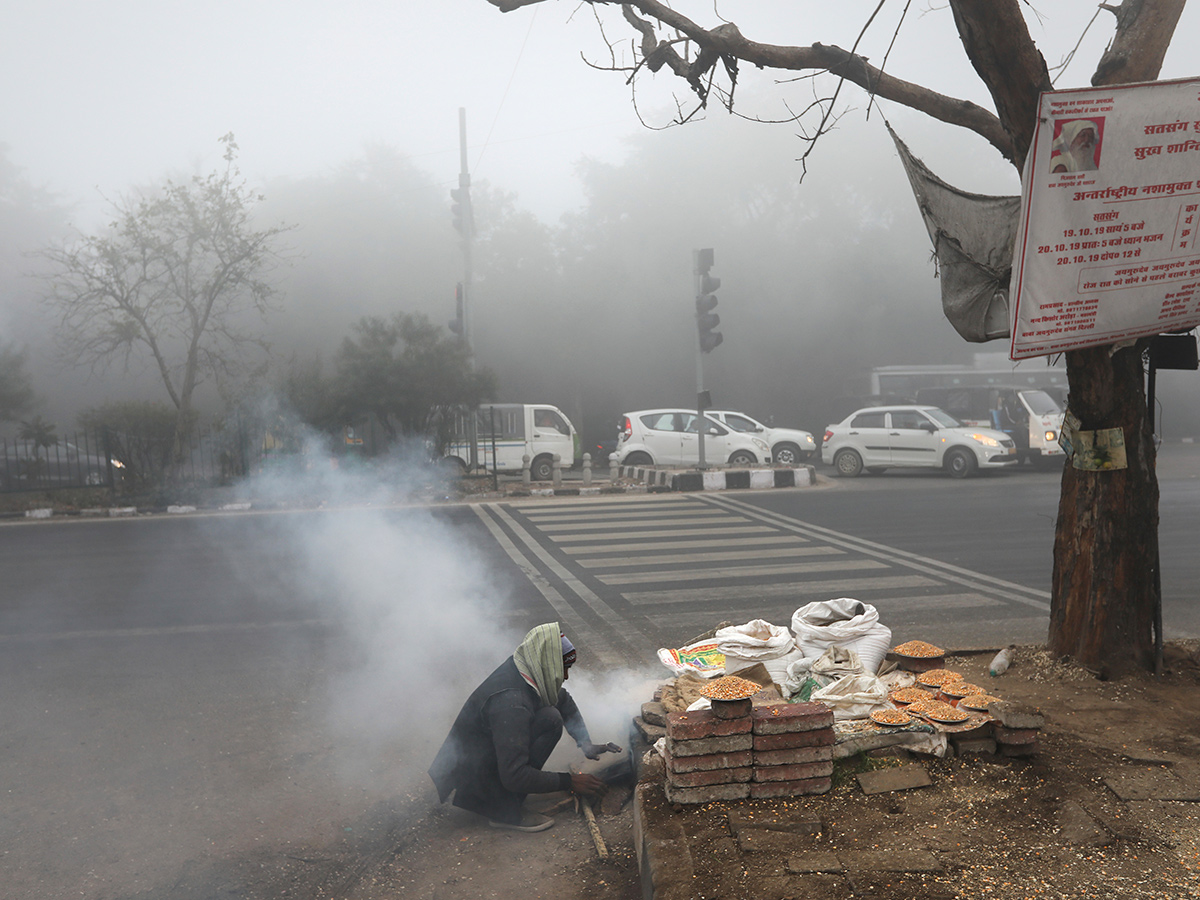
[610,452,620,482]
[522,454,532,486]
[582,452,592,486]
[552,453,562,487]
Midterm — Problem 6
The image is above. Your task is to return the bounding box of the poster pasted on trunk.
[1011,77,1200,360]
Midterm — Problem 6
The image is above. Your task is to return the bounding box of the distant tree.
[17,414,56,452]
[335,313,496,447]
[0,343,35,422]
[40,134,291,464]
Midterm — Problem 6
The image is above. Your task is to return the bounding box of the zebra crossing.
[473,493,1050,667]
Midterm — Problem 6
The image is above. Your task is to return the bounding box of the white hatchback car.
[617,409,771,467]
[820,405,1018,478]
[707,410,817,467]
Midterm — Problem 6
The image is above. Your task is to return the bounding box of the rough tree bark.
[483,0,1189,672]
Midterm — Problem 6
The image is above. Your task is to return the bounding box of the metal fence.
[0,423,252,494]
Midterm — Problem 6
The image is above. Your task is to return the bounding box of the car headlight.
[752,438,769,451]
[111,459,125,469]
[968,433,1001,448]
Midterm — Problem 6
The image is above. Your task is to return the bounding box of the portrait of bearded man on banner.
[1049,118,1105,173]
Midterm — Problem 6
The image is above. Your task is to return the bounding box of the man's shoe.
[488,812,555,833]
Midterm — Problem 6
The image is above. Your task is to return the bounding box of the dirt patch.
[632,642,1200,900]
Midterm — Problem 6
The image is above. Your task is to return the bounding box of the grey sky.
[6,2,1194,227]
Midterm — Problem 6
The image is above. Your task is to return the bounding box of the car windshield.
[925,408,962,428]
[1022,390,1061,416]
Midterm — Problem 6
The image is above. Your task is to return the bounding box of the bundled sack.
[657,638,725,678]
[792,599,892,675]
[810,673,890,720]
[715,619,804,685]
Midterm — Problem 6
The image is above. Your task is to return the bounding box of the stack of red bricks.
[663,700,835,804]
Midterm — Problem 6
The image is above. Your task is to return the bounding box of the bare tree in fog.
[39,135,291,464]
[335,313,496,446]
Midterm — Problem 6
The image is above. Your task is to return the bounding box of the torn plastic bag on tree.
[715,619,804,685]
[810,673,890,720]
[791,599,892,676]
[889,122,1020,343]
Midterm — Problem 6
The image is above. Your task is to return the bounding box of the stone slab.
[633,716,666,743]
[754,729,836,751]
[666,732,753,757]
[994,726,1040,745]
[754,760,834,783]
[989,701,1045,729]
[755,745,833,767]
[727,808,823,838]
[666,710,752,741]
[664,780,750,804]
[666,749,753,773]
[1058,799,1112,846]
[641,701,667,727]
[856,764,933,795]
[841,849,943,873]
[787,852,845,874]
[1105,767,1200,801]
[749,776,832,799]
[752,702,834,734]
[666,766,753,788]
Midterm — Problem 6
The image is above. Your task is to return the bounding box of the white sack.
[716,619,804,683]
[810,673,890,720]
[781,657,814,697]
[810,646,864,680]
[792,599,893,675]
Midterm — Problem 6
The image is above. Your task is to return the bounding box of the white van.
[914,386,1065,467]
[443,404,578,481]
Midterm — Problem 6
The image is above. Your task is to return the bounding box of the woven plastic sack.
[716,619,804,684]
[810,673,890,720]
[791,599,892,675]
[657,639,725,678]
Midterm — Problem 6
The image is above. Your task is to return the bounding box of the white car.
[617,409,771,467]
[820,405,1018,478]
[707,410,817,467]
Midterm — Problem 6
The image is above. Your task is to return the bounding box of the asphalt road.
[1,444,1195,899]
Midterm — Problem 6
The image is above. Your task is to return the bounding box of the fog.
[3,3,1198,446]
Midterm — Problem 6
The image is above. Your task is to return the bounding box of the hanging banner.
[1010,77,1200,359]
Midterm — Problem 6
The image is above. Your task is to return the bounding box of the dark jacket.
[428,657,591,821]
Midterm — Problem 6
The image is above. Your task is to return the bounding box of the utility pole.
[450,107,478,470]
[693,248,722,468]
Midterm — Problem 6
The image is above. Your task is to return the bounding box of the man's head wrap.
[513,623,566,706]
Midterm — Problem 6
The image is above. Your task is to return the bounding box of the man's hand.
[570,772,605,796]
[582,741,622,760]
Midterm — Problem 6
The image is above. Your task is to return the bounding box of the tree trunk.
[1049,344,1159,673]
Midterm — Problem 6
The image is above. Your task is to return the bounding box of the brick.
[667,765,753,788]
[753,729,836,751]
[752,702,834,734]
[665,780,750,804]
[666,710,753,741]
[749,776,832,798]
[951,737,997,756]
[754,760,834,782]
[641,701,667,726]
[633,716,666,743]
[710,697,753,719]
[755,745,834,767]
[666,749,754,773]
[666,732,753,757]
[989,701,1045,729]
[995,726,1039,745]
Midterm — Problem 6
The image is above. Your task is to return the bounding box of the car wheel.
[866,467,888,475]
[945,447,978,478]
[530,454,555,481]
[621,451,652,467]
[728,450,757,467]
[833,448,864,477]
[773,442,802,467]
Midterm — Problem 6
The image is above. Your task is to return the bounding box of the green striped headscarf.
[513,622,566,707]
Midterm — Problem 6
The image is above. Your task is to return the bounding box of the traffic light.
[450,186,472,238]
[449,283,465,337]
[694,248,723,353]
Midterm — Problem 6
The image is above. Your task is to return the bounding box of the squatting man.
[429,623,621,832]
